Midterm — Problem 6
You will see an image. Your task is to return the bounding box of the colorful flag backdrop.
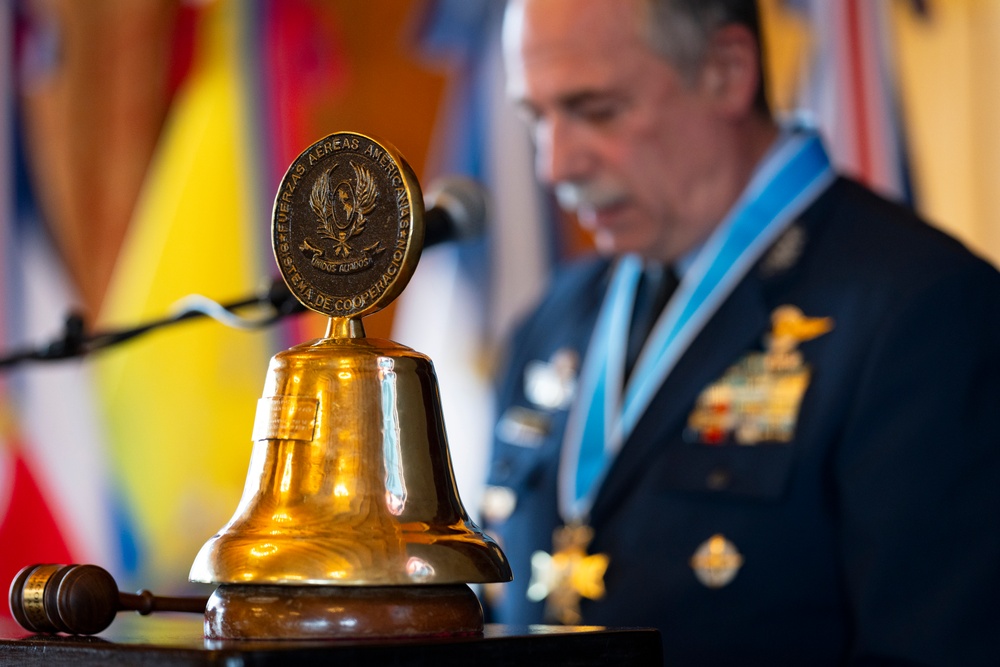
[393,0,553,520]
[789,0,912,202]
[1,1,116,611]
[761,0,1000,266]
[1,1,79,609]
[93,0,283,592]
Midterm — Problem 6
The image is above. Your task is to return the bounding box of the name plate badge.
[252,396,319,442]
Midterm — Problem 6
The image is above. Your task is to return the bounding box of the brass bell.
[189,132,511,639]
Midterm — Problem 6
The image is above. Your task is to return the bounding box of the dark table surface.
[0,614,662,666]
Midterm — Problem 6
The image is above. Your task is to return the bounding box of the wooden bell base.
[204,583,484,640]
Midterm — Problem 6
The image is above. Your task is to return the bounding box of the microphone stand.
[0,279,305,371]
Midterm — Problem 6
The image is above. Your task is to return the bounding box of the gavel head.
[8,564,119,635]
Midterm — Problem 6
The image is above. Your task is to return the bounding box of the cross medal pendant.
[526,522,610,624]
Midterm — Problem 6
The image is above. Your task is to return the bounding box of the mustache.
[553,181,627,213]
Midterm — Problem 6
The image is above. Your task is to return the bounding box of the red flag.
[798,0,910,202]
[0,440,75,619]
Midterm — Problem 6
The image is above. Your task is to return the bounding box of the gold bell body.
[189,334,510,588]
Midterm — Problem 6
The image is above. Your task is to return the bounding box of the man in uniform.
[483,0,1000,664]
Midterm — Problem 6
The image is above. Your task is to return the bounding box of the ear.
[698,24,763,119]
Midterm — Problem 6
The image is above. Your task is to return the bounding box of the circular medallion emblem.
[272,132,425,319]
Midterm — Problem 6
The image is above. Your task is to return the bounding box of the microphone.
[422,176,489,248]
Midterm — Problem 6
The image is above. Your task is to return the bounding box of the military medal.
[690,534,743,588]
[524,348,579,410]
[527,523,609,624]
[687,305,833,445]
[495,406,550,449]
[481,485,518,524]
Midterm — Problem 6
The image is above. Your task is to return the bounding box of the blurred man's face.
[504,0,728,262]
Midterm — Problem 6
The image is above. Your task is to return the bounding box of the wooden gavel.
[8,564,209,635]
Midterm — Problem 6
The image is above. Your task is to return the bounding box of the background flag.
[393,0,553,519]
[1,1,117,611]
[92,0,277,592]
[791,0,912,202]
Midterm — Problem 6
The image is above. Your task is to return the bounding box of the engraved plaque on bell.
[189,132,511,640]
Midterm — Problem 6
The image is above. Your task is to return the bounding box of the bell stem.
[327,317,365,339]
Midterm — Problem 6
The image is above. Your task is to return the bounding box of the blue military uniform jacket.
[484,177,1000,665]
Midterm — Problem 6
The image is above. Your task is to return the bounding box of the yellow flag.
[95,0,273,591]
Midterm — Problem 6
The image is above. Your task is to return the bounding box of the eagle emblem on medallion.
[300,161,385,274]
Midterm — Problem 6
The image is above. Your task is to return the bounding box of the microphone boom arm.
[0,278,303,371]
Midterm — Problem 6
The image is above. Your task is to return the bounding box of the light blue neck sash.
[559,130,835,521]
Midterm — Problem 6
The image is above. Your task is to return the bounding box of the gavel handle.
[120,589,210,615]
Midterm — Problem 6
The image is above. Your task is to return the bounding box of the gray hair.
[640,0,768,112]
